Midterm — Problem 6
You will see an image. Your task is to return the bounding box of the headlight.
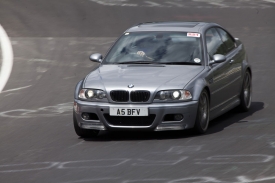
[155,90,192,101]
[172,91,181,99]
[86,90,94,98]
[78,89,106,100]
[96,90,106,99]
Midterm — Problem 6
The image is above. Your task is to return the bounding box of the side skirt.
[209,97,240,121]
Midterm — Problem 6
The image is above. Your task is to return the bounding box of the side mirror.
[209,54,226,65]
[89,53,103,63]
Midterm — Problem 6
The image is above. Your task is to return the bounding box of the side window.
[205,28,227,58]
[217,28,236,53]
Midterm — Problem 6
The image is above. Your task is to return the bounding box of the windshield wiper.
[160,62,201,65]
[117,61,158,64]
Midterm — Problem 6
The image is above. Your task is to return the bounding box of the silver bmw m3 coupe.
[73,22,252,137]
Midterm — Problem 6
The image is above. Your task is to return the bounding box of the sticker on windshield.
[125,32,129,35]
[187,33,200,37]
[194,58,201,63]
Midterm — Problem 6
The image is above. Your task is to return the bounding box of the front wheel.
[238,71,252,112]
[73,113,99,138]
[193,90,210,134]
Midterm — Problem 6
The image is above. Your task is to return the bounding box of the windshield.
[103,32,203,65]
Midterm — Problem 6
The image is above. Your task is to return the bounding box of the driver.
[134,36,155,60]
[134,35,171,61]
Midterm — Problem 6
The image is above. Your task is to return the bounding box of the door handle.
[229,59,234,64]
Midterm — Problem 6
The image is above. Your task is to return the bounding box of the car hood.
[84,64,204,91]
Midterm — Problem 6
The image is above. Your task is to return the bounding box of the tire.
[194,90,210,134]
[238,71,252,112]
[73,113,99,138]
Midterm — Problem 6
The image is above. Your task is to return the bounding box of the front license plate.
[110,107,148,116]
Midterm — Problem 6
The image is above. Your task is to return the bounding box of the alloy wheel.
[199,93,209,131]
[244,73,252,108]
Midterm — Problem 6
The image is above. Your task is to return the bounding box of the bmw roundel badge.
[128,84,134,88]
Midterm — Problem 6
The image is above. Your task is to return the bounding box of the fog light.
[82,113,90,120]
[174,114,183,121]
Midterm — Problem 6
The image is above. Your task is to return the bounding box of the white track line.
[0,24,13,93]
[263,0,275,3]
[0,85,32,93]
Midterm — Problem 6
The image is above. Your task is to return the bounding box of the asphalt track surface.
[0,0,275,182]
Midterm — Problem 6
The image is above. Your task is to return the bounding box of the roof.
[126,22,211,33]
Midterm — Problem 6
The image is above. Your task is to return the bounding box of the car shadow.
[82,101,264,141]
[206,101,264,135]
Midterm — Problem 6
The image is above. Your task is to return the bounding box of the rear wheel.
[194,90,210,134]
[239,71,252,112]
[73,113,99,138]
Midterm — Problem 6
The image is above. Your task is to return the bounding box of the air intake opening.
[104,114,156,126]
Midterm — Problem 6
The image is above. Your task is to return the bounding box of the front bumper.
[74,100,198,131]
